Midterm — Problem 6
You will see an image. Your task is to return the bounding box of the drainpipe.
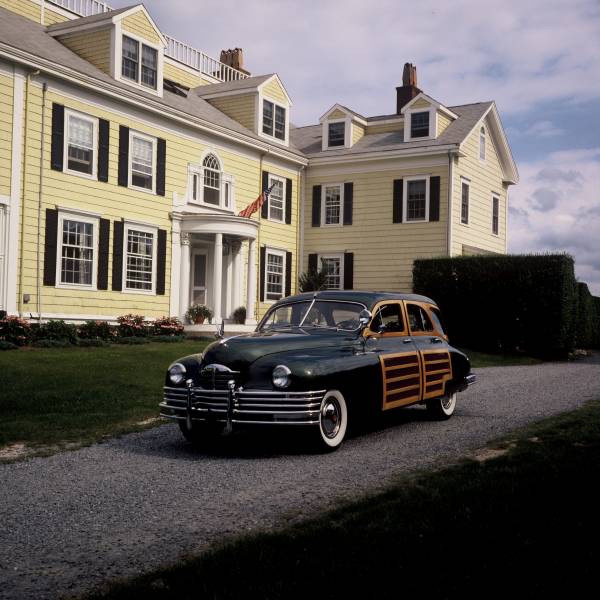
[36,81,47,320]
[297,165,306,281]
[447,149,454,257]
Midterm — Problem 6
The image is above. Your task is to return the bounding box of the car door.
[404,301,453,401]
[365,301,421,411]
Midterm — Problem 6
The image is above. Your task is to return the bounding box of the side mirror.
[358,309,372,330]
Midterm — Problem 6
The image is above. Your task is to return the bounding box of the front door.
[190,250,207,306]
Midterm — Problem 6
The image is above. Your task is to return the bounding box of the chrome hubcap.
[321,398,341,438]
[441,394,455,411]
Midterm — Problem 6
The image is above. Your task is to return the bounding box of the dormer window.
[328,122,345,147]
[410,111,430,138]
[262,100,286,141]
[121,35,158,90]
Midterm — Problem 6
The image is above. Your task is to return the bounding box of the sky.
[112,0,600,293]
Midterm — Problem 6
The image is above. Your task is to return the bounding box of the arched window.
[203,153,221,205]
[479,126,486,161]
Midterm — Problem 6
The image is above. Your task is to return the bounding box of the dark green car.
[160,291,476,451]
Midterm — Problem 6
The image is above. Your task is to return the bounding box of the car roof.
[278,290,438,309]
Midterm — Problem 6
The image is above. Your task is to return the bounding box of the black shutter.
[156,229,167,294]
[261,171,269,219]
[285,177,292,224]
[118,126,129,187]
[43,209,59,286]
[285,251,292,296]
[344,252,354,290]
[393,179,403,223]
[308,253,318,272]
[343,182,353,225]
[112,221,124,291]
[98,119,110,182]
[429,176,440,221]
[156,138,166,196]
[259,246,266,302]
[50,103,64,171]
[97,218,110,290]
[312,185,321,227]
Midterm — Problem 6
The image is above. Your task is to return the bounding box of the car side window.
[406,303,434,332]
[429,306,447,336]
[370,303,405,334]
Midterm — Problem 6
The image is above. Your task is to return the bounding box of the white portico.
[170,211,259,327]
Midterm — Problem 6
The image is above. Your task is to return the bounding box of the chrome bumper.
[160,386,326,426]
[465,373,477,386]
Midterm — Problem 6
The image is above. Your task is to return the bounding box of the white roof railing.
[46,0,248,82]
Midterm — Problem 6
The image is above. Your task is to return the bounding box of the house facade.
[0,0,518,328]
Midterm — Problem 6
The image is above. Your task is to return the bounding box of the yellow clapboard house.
[0,1,518,329]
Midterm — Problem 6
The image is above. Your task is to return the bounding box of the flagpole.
[255,152,265,324]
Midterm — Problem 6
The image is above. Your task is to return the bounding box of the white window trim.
[404,107,437,142]
[460,178,470,226]
[128,129,157,194]
[322,118,351,150]
[63,108,99,181]
[320,183,344,227]
[479,126,486,162]
[263,246,286,304]
[267,173,286,223]
[403,176,430,223]
[317,252,344,290]
[258,93,289,145]
[122,221,158,295]
[55,211,99,291]
[187,157,235,214]
[114,25,164,98]
[492,193,500,236]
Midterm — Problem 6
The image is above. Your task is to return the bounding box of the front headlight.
[168,362,186,385]
[272,364,291,389]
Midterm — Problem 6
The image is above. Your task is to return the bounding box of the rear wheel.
[178,420,223,445]
[311,390,348,452]
[426,392,457,420]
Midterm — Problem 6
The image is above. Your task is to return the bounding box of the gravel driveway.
[1,359,599,600]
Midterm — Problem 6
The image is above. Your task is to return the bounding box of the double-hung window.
[319,253,344,290]
[65,110,97,177]
[130,132,155,191]
[124,224,156,292]
[58,213,97,288]
[405,179,428,222]
[268,176,285,222]
[328,122,345,147]
[202,154,221,205]
[410,111,430,138]
[265,249,285,301]
[262,99,286,141]
[461,180,470,224]
[121,35,158,90]
[492,195,500,235]
[322,184,342,226]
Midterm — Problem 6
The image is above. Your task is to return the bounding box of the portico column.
[232,241,242,311]
[213,233,223,323]
[179,232,191,320]
[246,237,257,325]
[225,243,233,319]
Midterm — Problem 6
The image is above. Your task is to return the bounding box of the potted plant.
[186,304,213,325]
[232,306,246,324]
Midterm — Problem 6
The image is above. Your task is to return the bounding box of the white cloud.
[523,120,564,137]
[509,148,600,294]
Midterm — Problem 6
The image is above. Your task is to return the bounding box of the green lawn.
[461,347,542,367]
[0,340,208,449]
[85,400,600,599]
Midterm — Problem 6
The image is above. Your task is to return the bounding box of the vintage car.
[160,291,476,451]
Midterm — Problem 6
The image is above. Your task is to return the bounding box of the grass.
[0,340,208,450]
[83,400,600,599]
[461,347,542,367]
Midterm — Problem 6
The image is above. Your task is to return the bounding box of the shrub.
[33,320,79,344]
[0,340,18,351]
[77,338,111,347]
[117,314,149,337]
[413,254,578,359]
[232,306,246,324]
[299,267,328,292]
[575,283,596,349]
[32,339,71,348]
[0,316,31,346]
[114,336,150,345]
[152,335,185,343]
[152,316,184,337]
[78,320,115,341]
[594,297,600,349]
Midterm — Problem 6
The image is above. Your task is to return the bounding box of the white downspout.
[36,81,47,321]
[447,149,454,257]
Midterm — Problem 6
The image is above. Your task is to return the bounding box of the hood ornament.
[215,319,225,339]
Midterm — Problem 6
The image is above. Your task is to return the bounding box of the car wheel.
[426,392,457,420]
[178,420,223,444]
[312,390,348,452]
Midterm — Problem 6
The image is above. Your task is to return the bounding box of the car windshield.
[259,300,365,332]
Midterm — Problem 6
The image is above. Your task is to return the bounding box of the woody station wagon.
[160,291,476,450]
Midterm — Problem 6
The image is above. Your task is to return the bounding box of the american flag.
[238,183,276,218]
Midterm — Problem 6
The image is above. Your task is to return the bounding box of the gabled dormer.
[319,104,367,151]
[195,74,293,146]
[47,4,167,98]
[400,93,458,142]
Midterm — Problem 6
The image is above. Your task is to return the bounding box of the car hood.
[202,329,357,370]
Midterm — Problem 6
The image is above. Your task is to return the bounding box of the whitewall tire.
[426,392,457,420]
[314,390,348,451]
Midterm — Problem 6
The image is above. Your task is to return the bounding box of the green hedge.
[413,254,578,359]
[575,283,595,349]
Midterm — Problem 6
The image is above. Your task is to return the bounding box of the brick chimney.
[219,48,251,75]
[396,62,421,113]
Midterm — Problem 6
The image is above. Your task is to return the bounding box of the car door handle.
[430,337,443,344]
